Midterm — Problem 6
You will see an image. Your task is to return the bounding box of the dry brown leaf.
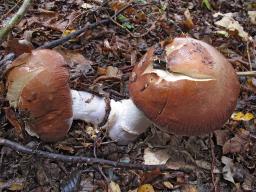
[55,144,75,153]
[222,129,250,154]
[143,148,170,165]
[181,184,198,192]
[221,156,235,184]
[108,181,121,192]
[214,12,252,41]
[248,11,256,25]
[4,107,24,139]
[183,9,194,29]
[214,130,230,146]
[6,38,33,56]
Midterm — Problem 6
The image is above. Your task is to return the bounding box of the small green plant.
[202,0,212,10]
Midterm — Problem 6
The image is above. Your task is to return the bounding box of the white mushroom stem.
[71,90,151,144]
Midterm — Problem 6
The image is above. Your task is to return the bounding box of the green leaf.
[122,22,134,30]
[202,0,212,10]
[117,14,127,23]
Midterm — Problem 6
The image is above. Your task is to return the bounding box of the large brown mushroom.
[129,37,240,135]
[5,37,240,144]
[6,49,73,142]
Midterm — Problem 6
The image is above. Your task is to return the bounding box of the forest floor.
[0,0,256,191]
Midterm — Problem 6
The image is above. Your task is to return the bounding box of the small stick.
[209,134,219,192]
[236,71,256,76]
[0,0,32,43]
[39,19,109,49]
[0,137,171,171]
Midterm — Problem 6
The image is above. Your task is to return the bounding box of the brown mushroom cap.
[6,49,73,142]
[129,37,240,135]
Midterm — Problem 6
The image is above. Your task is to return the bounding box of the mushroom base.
[71,90,151,144]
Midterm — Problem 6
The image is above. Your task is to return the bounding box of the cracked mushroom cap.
[6,49,73,142]
[129,37,240,135]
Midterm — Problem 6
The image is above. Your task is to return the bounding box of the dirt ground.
[0,0,256,191]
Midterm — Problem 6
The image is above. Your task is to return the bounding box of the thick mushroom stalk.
[71,90,150,144]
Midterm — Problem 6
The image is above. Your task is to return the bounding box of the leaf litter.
[0,0,256,191]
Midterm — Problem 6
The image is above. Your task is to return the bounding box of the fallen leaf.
[214,12,252,42]
[163,181,173,189]
[182,184,198,192]
[231,112,254,121]
[137,184,155,192]
[183,9,194,29]
[56,49,94,78]
[143,148,170,165]
[6,38,33,56]
[81,3,94,9]
[55,144,75,153]
[222,129,250,154]
[109,181,121,192]
[140,169,162,184]
[215,30,229,37]
[221,156,235,184]
[85,125,98,139]
[62,29,76,37]
[8,182,25,191]
[214,130,230,146]
[106,66,122,77]
[0,178,25,191]
[4,107,24,138]
[248,11,256,25]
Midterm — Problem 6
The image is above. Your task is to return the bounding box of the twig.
[236,71,256,76]
[39,19,109,49]
[0,0,32,44]
[93,76,121,84]
[0,137,171,171]
[209,134,219,192]
[93,138,110,185]
[40,0,134,49]
[246,42,252,71]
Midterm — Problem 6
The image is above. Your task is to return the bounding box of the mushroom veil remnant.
[6,37,240,144]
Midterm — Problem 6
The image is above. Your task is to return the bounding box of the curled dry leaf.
[214,12,252,42]
[222,129,250,154]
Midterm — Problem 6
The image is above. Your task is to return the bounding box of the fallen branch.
[0,137,171,171]
[0,0,32,43]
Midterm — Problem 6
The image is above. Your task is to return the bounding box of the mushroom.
[6,37,240,144]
